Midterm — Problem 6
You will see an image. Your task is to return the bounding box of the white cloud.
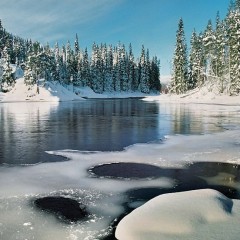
[0,0,123,43]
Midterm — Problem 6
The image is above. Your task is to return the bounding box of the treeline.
[0,21,161,94]
[171,0,240,96]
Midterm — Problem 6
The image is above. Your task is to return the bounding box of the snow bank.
[116,189,240,240]
[0,78,158,102]
[144,84,240,105]
[1,78,84,102]
[74,86,156,99]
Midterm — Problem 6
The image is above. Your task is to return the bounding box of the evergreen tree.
[189,30,205,89]
[119,44,128,91]
[81,48,91,88]
[214,13,226,93]
[104,45,114,92]
[74,34,80,55]
[53,42,61,82]
[203,20,216,76]
[91,43,103,93]
[171,18,188,94]
[128,43,137,91]
[138,45,150,93]
[1,48,15,92]
[236,0,240,11]
[149,56,161,92]
[226,9,240,95]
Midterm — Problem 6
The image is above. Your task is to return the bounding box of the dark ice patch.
[89,162,163,179]
[34,196,88,223]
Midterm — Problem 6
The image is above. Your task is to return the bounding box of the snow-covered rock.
[115,189,240,240]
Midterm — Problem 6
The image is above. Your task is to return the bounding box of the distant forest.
[0,21,161,94]
[171,0,240,96]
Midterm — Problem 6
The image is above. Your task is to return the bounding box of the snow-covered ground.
[116,189,240,240]
[0,78,157,102]
[144,83,240,105]
[0,78,84,102]
[74,86,153,99]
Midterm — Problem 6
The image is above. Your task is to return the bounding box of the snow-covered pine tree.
[128,43,137,91]
[139,45,150,93]
[203,20,216,77]
[113,46,121,92]
[58,45,67,84]
[149,56,161,92]
[74,34,80,55]
[1,46,15,92]
[214,13,227,93]
[65,40,78,86]
[81,48,91,88]
[91,43,103,93]
[24,63,35,86]
[236,0,240,10]
[171,18,188,94]
[24,43,54,86]
[53,42,61,82]
[226,8,240,95]
[189,30,205,89]
[119,44,128,91]
[104,45,114,92]
[101,43,108,91]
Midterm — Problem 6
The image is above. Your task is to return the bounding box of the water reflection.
[0,100,239,165]
[0,100,164,164]
[0,102,59,164]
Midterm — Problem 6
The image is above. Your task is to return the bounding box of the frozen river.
[0,99,240,239]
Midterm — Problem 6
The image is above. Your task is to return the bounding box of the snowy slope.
[0,78,158,102]
[74,86,153,99]
[144,83,240,105]
[1,78,84,102]
[116,189,240,240]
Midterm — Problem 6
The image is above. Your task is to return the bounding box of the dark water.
[0,99,232,165]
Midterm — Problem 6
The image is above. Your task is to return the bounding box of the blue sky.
[0,0,230,75]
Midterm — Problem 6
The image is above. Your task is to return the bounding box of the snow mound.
[1,78,84,102]
[116,189,240,240]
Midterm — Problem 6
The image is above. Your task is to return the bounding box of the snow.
[115,189,240,240]
[1,78,84,102]
[144,83,240,105]
[0,77,158,102]
[74,86,152,99]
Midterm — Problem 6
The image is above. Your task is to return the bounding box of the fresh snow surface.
[1,78,84,102]
[116,189,240,240]
[74,86,154,99]
[144,83,240,105]
[0,79,157,102]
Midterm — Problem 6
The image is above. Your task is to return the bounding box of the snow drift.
[1,78,84,102]
[115,189,240,240]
